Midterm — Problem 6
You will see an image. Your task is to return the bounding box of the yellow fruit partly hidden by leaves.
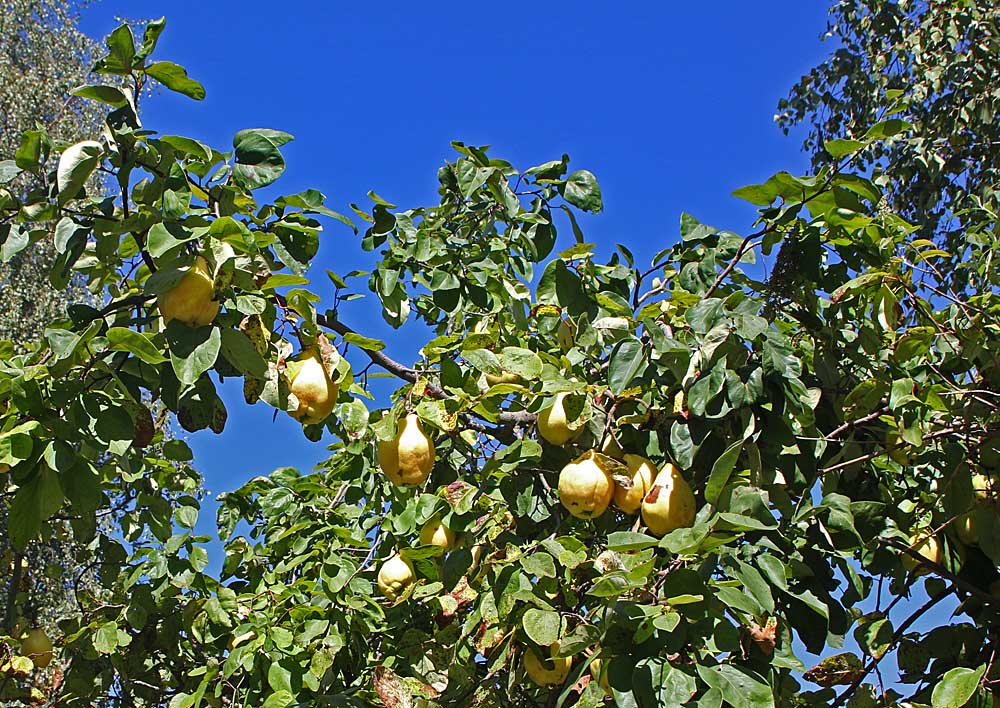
[378,414,436,487]
[286,349,339,424]
[157,255,220,327]
[613,454,656,514]
[885,431,916,466]
[538,392,576,446]
[419,514,456,550]
[972,472,998,503]
[902,533,941,574]
[641,463,696,537]
[558,450,614,519]
[485,370,522,387]
[589,657,611,694]
[21,628,53,668]
[955,512,978,546]
[523,643,572,687]
[377,552,415,601]
[557,319,575,352]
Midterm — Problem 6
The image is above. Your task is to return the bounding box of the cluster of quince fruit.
[540,392,697,537]
[904,468,999,595]
[156,253,341,425]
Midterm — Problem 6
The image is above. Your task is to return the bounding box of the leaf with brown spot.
[749,618,777,655]
[373,666,412,708]
[804,652,864,687]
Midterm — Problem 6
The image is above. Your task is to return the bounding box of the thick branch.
[275,294,536,430]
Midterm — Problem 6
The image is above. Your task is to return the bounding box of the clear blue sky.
[79,2,833,538]
[77,0,959,683]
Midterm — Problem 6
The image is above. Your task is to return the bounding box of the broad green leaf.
[696,664,774,708]
[705,439,742,504]
[9,466,64,548]
[107,327,168,364]
[522,608,561,646]
[563,169,603,213]
[166,323,222,387]
[232,129,293,190]
[56,140,103,202]
[145,61,206,100]
[931,664,986,708]
[608,337,645,394]
[70,84,128,106]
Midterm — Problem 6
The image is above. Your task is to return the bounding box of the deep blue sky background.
[79,0,833,509]
[74,0,957,680]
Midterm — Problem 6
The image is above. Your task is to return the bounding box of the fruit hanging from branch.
[157,255,220,327]
[641,463,696,536]
[378,414,436,487]
[558,450,615,519]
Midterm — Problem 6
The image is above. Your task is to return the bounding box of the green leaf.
[94,621,120,654]
[824,138,868,158]
[145,61,206,100]
[15,130,44,170]
[93,24,135,74]
[705,440,742,504]
[232,129,293,190]
[499,347,542,379]
[863,119,912,139]
[606,531,659,552]
[931,664,986,708]
[107,327,168,364]
[522,608,561,646]
[56,140,103,203]
[608,337,646,394]
[220,328,268,378]
[9,466,64,548]
[70,84,128,106]
[166,323,221,387]
[563,169,603,213]
[696,664,774,708]
[136,17,166,59]
[261,690,293,708]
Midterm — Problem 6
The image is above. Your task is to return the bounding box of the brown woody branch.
[275,294,536,432]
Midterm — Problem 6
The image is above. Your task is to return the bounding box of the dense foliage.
[0,2,144,700]
[777,0,1000,289]
[1,16,999,708]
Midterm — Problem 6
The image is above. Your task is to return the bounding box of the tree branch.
[274,294,536,431]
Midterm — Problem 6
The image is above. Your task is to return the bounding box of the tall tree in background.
[1,1,128,695]
[0,0,107,344]
[776,0,1000,288]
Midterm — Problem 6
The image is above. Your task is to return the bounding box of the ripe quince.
[612,453,655,514]
[377,552,415,601]
[641,463,696,537]
[524,642,572,687]
[378,414,436,487]
[286,348,339,424]
[558,450,614,519]
[157,255,220,327]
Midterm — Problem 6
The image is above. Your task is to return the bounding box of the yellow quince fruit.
[378,414,436,487]
[21,628,53,669]
[558,450,614,519]
[524,642,572,687]
[419,514,456,550]
[902,533,941,575]
[157,255,220,327]
[641,463,696,537]
[613,453,656,514]
[286,348,339,424]
[377,552,415,601]
[538,392,577,446]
